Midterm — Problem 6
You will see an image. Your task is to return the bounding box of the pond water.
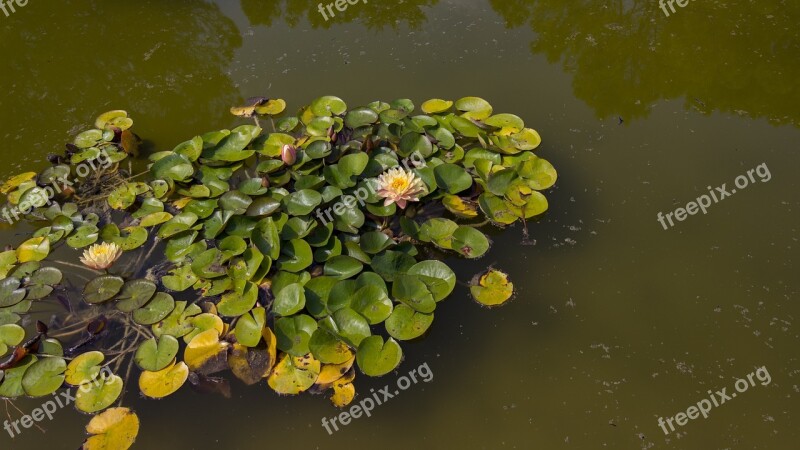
[1,0,798,449]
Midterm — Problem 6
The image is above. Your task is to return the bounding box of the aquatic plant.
[0,96,556,448]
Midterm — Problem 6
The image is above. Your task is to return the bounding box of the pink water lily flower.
[376,167,427,209]
[80,242,123,270]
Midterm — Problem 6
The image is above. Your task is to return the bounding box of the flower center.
[390,178,409,191]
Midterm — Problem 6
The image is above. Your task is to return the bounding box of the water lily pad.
[275,314,318,356]
[310,96,347,117]
[0,355,36,397]
[184,329,229,374]
[282,189,322,216]
[407,260,457,301]
[151,153,194,182]
[350,285,393,324]
[254,98,287,115]
[455,97,493,120]
[21,356,66,397]
[470,269,514,306]
[234,307,266,347]
[332,308,371,347]
[138,360,188,399]
[370,250,416,282]
[0,324,24,356]
[274,283,306,317]
[309,328,353,365]
[0,278,26,308]
[67,225,100,248]
[16,237,50,262]
[385,304,434,340]
[66,351,105,386]
[344,107,379,128]
[84,276,125,304]
[278,239,313,273]
[267,353,321,395]
[95,110,129,129]
[100,225,148,251]
[392,274,436,313]
[356,335,402,377]
[153,301,201,338]
[434,163,473,194]
[451,226,490,259]
[218,281,259,317]
[75,374,123,413]
[132,292,176,325]
[81,407,139,450]
[421,99,453,114]
[324,255,363,280]
[115,279,157,312]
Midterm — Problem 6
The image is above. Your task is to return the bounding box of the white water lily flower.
[376,167,427,209]
[80,242,123,270]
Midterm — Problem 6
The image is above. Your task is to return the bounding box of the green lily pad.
[218,281,259,317]
[278,239,313,273]
[0,278,26,308]
[385,304,434,340]
[310,96,347,117]
[151,153,194,182]
[100,225,148,251]
[323,255,363,280]
[0,324,25,356]
[332,308,371,347]
[67,224,100,248]
[0,355,36,397]
[433,163,473,194]
[392,274,436,313]
[234,307,266,347]
[407,260,457,301]
[21,356,66,397]
[455,97,493,120]
[452,226,491,259]
[75,373,123,413]
[132,292,176,325]
[309,328,352,365]
[274,283,306,317]
[275,314,318,356]
[356,335,402,377]
[84,276,125,304]
[135,336,180,372]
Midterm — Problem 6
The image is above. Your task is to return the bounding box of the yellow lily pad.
[138,361,188,399]
[267,353,320,395]
[82,407,139,450]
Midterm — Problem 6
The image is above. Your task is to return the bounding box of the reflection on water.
[490,0,800,126]
[0,0,242,161]
[240,0,437,29]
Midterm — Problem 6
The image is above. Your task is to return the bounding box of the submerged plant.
[0,97,557,448]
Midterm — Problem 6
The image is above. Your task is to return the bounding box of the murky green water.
[1,1,798,449]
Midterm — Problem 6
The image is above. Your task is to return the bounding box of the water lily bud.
[281,144,297,166]
[261,176,270,189]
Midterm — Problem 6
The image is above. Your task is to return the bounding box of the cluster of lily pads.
[0,96,556,448]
